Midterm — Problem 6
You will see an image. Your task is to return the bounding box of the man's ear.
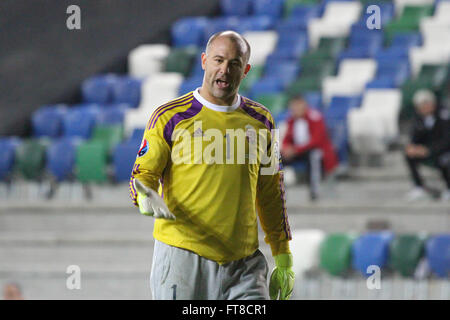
[242,64,251,79]
[201,52,207,70]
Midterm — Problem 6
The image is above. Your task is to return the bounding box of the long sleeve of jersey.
[255,115,292,257]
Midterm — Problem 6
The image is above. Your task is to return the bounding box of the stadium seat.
[400,77,434,119]
[112,141,140,182]
[97,105,127,126]
[165,46,198,77]
[327,95,361,118]
[304,91,323,110]
[243,31,278,66]
[284,0,318,17]
[171,17,208,47]
[0,138,20,181]
[178,76,203,96]
[81,74,119,104]
[46,138,79,182]
[348,108,387,155]
[31,104,67,138]
[15,139,47,181]
[238,15,275,33]
[254,92,288,116]
[307,1,362,49]
[290,229,326,276]
[63,107,99,139]
[240,65,264,93]
[124,109,149,138]
[128,44,170,78]
[352,231,394,277]
[139,73,184,112]
[263,61,300,87]
[129,128,145,143]
[426,234,450,278]
[111,76,142,108]
[271,31,308,59]
[91,124,124,155]
[252,0,284,19]
[320,232,357,276]
[249,77,283,98]
[390,234,427,278]
[203,17,242,43]
[75,141,108,183]
[220,0,252,16]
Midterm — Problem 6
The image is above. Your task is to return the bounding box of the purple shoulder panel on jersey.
[148,93,194,129]
[240,98,274,131]
[163,98,203,146]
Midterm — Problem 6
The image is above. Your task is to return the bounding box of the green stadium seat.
[15,139,47,180]
[287,75,324,96]
[384,5,433,44]
[75,141,108,183]
[255,93,289,116]
[284,0,317,17]
[240,65,263,93]
[417,64,448,90]
[91,124,124,155]
[320,233,357,277]
[315,37,347,59]
[165,46,198,77]
[390,234,427,277]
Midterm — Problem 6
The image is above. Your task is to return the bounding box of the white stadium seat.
[322,59,377,105]
[348,108,387,155]
[290,229,326,277]
[308,1,362,49]
[242,31,278,66]
[128,44,170,78]
[139,72,183,109]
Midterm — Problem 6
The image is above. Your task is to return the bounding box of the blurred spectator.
[3,283,24,300]
[404,89,450,202]
[281,95,338,200]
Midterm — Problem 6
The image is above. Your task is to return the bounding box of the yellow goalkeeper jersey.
[129,88,292,264]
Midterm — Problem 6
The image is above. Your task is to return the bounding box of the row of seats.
[0,128,143,184]
[290,230,449,279]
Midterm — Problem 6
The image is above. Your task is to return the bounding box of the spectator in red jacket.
[281,95,339,200]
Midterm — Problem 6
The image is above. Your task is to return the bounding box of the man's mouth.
[215,79,230,89]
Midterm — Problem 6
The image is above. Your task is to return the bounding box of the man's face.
[201,36,250,103]
[289,99,307,119]
[417,101,435,116]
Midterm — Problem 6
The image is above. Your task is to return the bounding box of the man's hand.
[406,144,429,158]
[269,253,295,300]
[282,146,297,161]
[134,179,176,220]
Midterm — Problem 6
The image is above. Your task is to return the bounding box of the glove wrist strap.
[274,253,293,268]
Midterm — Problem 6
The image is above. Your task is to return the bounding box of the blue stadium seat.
[190,54,204,78]
[238,15,275,33]
[178,76,203,96]
[249,77,284,98]
[365,77,397,89]
[129,128,145,143]
[63,106,99,139]
[327,96,361,119]
[426,234,450,278]
[111,77,142,108]
[46,138,79,182]
[271,31,308,59]
[97,105,127,125]
[113,141,140,182]
[81,74,119,104]
[275,109,290,124]
[31,105,67,138]
[390,32,422,49]
[369,61,410,87]
[0,137,20,181]
[203,17,241,45]
[352,231,394,277]
[276,5,320,32]
[171,17,209,47]
[264,61,300,86]
[220,0,252,16]
[304,91,323,110]
[252,0,284,19]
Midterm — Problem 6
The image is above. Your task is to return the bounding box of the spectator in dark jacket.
[404,89,450,201]
[281,95,338,200]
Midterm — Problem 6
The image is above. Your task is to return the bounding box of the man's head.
[289,95,308,119]
[3,283,23,300]
[200,30,251,105]
[413,89,436,116]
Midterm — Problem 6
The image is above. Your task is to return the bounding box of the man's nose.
[218,61,230,74]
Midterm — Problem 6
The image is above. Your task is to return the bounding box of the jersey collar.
[193,88,241,113]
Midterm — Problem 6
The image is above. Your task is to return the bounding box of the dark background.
[0,0,219,136]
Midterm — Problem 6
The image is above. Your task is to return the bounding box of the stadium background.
[0,0,449,299]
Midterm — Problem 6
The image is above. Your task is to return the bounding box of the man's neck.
[198,87,238,106]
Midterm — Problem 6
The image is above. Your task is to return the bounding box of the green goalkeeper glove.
[269,253,295,300]
[134,179,176,220]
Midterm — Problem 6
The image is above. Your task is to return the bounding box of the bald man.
[130,31,294,300]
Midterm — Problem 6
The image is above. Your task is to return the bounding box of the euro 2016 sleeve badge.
[137,139,149,157]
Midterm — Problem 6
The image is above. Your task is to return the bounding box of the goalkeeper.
[129,31,294,300]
